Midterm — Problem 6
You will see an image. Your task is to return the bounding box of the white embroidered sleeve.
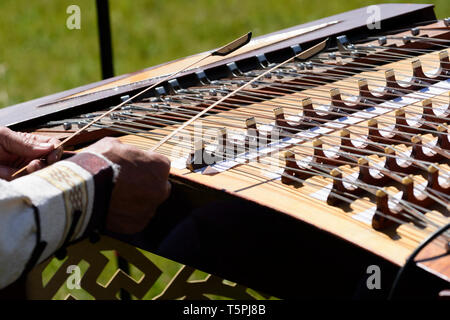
[0,152,117,289]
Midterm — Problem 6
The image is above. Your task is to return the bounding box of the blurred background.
[0,0,449,109]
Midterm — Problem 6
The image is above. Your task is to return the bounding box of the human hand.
[85,137,171,234]
[0,127,62,180]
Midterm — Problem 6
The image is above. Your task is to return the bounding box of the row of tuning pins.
[281,46,450,85]
[106,46,450,132]
[156,42,450,103]
[332,24,449,61]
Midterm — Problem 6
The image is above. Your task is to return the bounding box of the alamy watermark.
[366,265,381,290]
[169,121,282,175]
[66,265,81,290]
[366,5,381,30]
[66,5,81,30]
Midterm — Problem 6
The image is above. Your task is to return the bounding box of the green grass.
[0,0,449,109]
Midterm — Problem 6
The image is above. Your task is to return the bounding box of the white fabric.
[0,152,118,289]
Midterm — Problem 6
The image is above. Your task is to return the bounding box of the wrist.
[66,152,118,238]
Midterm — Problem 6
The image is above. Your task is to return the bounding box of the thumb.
[0,128,55,158]
[0,165,16,181]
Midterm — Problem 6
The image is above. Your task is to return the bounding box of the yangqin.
[0,4,449,299]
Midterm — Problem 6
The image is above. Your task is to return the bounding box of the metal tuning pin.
[226,62,243,77]
[444,17,450,27]
[402,35,411,44]
[378,36,387,46]
[196,71,211,85]
[410,27,420,36]
[63,122,72,131]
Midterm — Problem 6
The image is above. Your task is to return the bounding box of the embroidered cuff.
[10,160,95,262]
[66,152,117,238]
[10,151,118,262]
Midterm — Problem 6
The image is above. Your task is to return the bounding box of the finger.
[0,165,17,181]
[19,132,60,147]
[26,159,46,174]
[45,147,63,164]
[0,128,55,158]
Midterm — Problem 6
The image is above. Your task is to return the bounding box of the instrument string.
[33,28,450,242]
[87,117,450,246]
[116,101,450,164]
[93,115,450,207]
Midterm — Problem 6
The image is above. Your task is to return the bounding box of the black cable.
[388,223,450,300]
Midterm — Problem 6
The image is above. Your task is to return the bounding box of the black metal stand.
[96,0,114,79]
